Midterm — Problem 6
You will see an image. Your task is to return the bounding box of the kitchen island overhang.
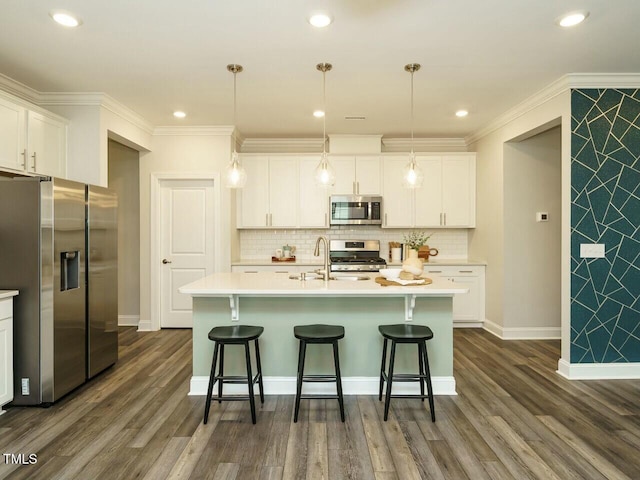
[179,272,468,397]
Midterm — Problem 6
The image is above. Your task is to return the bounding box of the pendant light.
[314,62,336,187]
[402,63,424,188]
[225,64,247,188]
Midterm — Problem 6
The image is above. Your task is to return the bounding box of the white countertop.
[0,290,19,300]
[179,272,468,297]
[233,259,486,267]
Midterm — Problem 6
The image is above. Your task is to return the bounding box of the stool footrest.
[302,375,338,383]
[209,395,255,402]
[388,394,432,399]
[299,395,340,400]
[381,372,428,382]
[215,374,261,385]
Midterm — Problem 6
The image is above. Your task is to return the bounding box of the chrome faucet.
[314,236,330,281]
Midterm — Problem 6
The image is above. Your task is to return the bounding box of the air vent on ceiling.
[344,116,366,120]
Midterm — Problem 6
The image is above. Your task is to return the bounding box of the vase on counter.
[408,248,419,259]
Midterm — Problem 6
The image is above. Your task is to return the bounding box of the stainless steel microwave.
[330,195,383,225]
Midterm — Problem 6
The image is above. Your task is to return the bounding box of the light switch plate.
[580,244,605,258]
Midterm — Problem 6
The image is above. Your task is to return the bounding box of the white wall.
[503,127,561,334]
[468,90,571,345]
[138,131,236,329]
[108,140,141,325]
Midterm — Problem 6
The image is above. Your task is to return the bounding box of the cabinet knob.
[31,152,37,171]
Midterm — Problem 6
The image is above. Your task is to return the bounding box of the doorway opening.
[503,125,562,338]
[107,140,141,328]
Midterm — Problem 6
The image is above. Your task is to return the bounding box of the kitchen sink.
[288,273,370,281]
[330,275,370,281]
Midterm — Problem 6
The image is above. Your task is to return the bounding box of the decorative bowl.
[378,268,402,280]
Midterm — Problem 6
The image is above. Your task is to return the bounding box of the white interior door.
[160,179,215,328]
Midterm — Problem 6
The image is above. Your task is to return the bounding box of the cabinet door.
[0,315,13,408]
[355,156,381,195]
[0,97,26,171]
[414,156,443,227]
[382,156,414,227]
[27,111,67,177]
[299,156,329,228]
[448,275,480,322]
[330,156,356,194]
[269,156,299,227]
[442,155,475,227]
[239,156,270,228]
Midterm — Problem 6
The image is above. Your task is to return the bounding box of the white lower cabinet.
[423,265,485,326]
[0,297,15,414]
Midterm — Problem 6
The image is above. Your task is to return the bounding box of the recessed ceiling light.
[455,110,469,118]
[313,110,325,118]
[50,11,82,27]
[557,11,589,27]
[173,111,186,119]
[308,13,333,28]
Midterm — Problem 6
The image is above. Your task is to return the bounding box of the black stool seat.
[378,324,433,342]
[378,323,435,422]
[204,324,264,425]
[294,324,345,342]
[294,324,345,423]
[209,325,264,342]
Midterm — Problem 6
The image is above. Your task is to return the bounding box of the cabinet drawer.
[0,299,13,320]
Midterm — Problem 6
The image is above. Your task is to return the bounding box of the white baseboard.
[453,320,484,328]
[557,359,640,380]
[118,315,140,327]
[136,318,154,332]
[189,375,457,396]
[483,319,561,340]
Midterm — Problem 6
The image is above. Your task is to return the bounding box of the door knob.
[162,259,172,264]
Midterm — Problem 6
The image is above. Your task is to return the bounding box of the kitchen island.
[179,272,468,396]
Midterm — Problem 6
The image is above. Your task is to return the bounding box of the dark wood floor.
[1,327,639,480]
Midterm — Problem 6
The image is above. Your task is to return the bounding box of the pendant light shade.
[403,63,424,189]
[314,62,336,187]
[225,64,247,188]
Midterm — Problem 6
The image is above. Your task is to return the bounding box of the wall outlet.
[536,212,549,222]
[21,378,30,395]
[580,244,605,258]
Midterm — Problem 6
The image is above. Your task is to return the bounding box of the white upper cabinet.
[0,96,26,171]
[238,155,327,229]
[381,156,413,227]
[268,156,298,228]
[0,91,67,178]
[299,156,329,228]
[330,155,381,195]
[239,156,270,228]
[382,153,476,228]
[26,111,67,178]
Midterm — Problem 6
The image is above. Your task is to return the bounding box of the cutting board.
[375,276,433,287]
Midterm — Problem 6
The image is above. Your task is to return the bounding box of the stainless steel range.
[329,240,387,272]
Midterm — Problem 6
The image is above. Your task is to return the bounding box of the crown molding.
[465,73,640,145]
[153,125,236,136]
[382,137,468,151]
[465,75,570,145]
[0,73,40,104]
[240,138,325,153]
[566,72,640,88]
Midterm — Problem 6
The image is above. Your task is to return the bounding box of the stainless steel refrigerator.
[0,177,118,405]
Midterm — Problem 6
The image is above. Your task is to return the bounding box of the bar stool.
[203,325,264,424]
[293,324,345,423]
[378,323,435,422]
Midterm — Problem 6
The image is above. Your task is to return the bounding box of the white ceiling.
[1,1,639,139]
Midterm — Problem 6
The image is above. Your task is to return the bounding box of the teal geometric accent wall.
[571,89,640,363]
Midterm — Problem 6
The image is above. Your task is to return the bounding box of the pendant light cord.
[233,69,238,156]
[410,69,414,157]
[322,69,327,156]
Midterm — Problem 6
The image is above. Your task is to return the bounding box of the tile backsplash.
[239,227,469,261]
